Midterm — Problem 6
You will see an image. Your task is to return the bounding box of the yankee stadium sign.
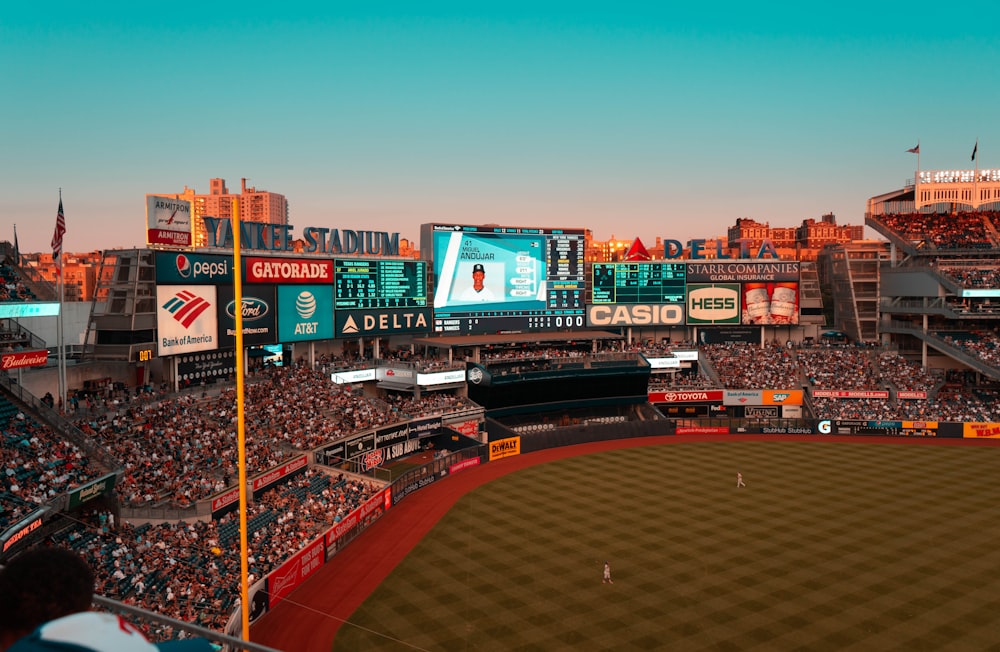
[202,217,400,256]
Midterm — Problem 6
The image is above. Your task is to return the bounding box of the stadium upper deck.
[865,167,1000,379]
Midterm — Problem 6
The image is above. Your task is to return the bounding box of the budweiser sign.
[1,350,48,370]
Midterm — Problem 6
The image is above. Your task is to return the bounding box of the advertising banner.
[217,286,277,347]
[686,284,741,325]
[0,508,48,554]
[245,257,333,283]
[330,368,376,384]
[696,325,761,344]
[277,285,334,342]
[176,350,236,384]
[417,369,467,386]
[762,390,803,406]
[648,390,724,403]
[335,308,432,337]
[686,262,800,325]
[813,390,890,399]
[67,473,116,509]
[146,196,192,247]
[268,537,326,607]
[155,251,232,285]
[325,490,391,551]
[676,425,730,434]
[586,304,685,327]
[489,437,521,460]
[686,261,801,284]
[1,350,49,370]
[250,455,308,497]
[963,422,1000,438]
[646,357,682,369]
[156,285,218,356]
[344,433,376,458]
[723,390,764,406]
[210,487,240,520]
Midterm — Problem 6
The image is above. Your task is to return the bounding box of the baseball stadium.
[3,161,1000,651]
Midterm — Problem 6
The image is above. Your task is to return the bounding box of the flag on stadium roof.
[906,144,919,154]
[972,140,978,161]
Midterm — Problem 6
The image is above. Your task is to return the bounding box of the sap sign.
[586,304,685,327]
[687,284,740,324]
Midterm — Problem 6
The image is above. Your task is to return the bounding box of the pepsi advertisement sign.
[277,285,334,342]
[155,252,232,284]
[217,286,277,347]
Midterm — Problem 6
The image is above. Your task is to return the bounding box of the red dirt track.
[249,433,997,651]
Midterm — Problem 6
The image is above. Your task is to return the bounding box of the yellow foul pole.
[232,199,251,643]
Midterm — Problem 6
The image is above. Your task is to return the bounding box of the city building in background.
[149,178,289,248]
[22,251,102,302]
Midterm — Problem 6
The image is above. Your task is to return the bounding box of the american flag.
[52,197,66,276]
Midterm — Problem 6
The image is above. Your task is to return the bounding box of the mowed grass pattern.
[332,441,1000,651]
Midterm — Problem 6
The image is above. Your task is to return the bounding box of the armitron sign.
[586,304,684,326]
[1,350,48,370]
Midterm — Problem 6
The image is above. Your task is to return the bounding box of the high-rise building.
[150,178,289,248]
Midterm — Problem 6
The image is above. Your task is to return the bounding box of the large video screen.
[421,224,586,333]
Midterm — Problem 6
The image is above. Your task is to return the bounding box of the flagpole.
[55,189,66,412]
[58,264,65,411]
[973,138,979,209]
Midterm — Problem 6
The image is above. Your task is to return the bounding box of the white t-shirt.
[460,285,496,302]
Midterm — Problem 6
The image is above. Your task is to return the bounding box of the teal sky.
[2,2,998,253]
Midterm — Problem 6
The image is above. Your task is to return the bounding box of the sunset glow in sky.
[3,2,998,253]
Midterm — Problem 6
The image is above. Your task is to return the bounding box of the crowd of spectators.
[1,403,104,530]
[700,342,801,389]
[877,352,940,392]
[13,335,1000,642]
[53,469,378,638]
[878,211,997,250]
[72,364,471,508]
[936,330,1000,368]
[939,265,1000,289]
[0,260,36,302]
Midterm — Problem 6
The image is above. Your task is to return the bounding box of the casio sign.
[587,304,684,326]
[687,285,740,323]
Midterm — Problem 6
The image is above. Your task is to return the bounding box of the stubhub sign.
[687,284,740,324]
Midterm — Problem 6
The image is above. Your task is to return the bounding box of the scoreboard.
[423,224,588,333]
[592,263,687,304]
[334,259,427,309]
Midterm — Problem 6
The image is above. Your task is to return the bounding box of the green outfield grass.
[332,440,1000,651]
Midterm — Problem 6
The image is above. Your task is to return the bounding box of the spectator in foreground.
[0,547,214,652]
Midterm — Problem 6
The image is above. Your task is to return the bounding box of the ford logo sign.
[226,297,269,321]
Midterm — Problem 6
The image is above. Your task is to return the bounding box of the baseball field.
[254,436,1000,651]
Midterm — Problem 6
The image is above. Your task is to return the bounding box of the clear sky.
[2,1,998,254]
